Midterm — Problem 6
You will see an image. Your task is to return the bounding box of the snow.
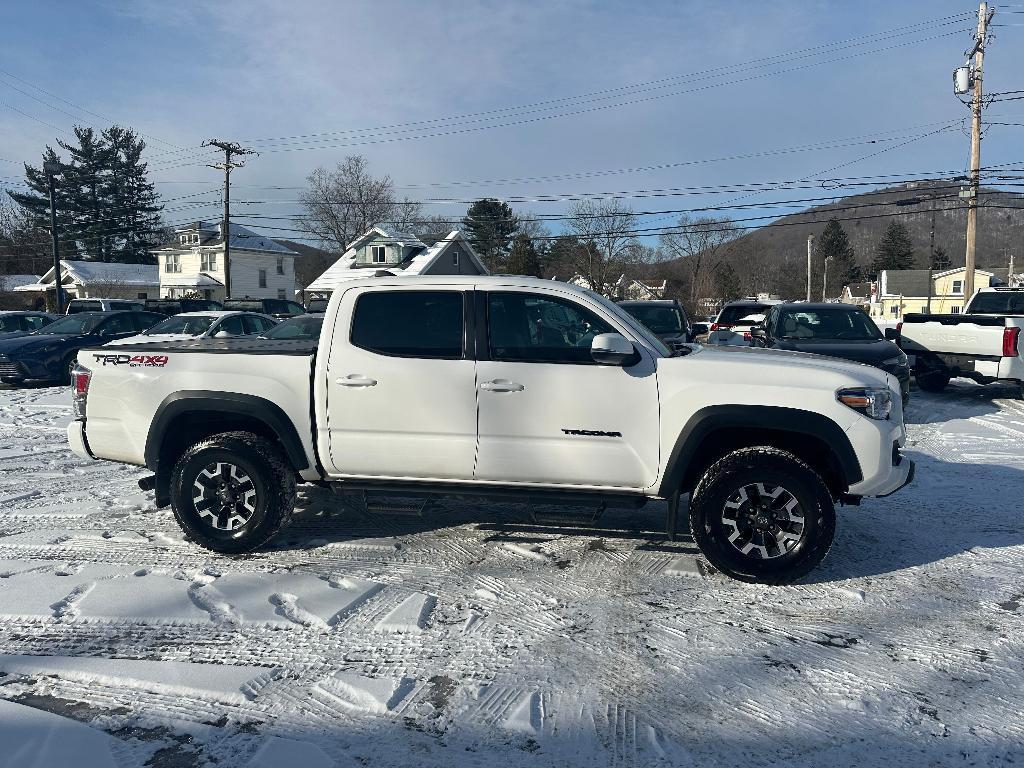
[1,381,1024,766]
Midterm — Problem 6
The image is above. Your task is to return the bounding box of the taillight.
[896,321,903,334]
[742,331,752,340]
[71,364,91,419]
[1003,327,1021,358]
[711,322,732,332]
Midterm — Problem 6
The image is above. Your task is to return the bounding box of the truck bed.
[106,338,319,355]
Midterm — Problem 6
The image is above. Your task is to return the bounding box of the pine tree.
[931,245,951,271]
[817,217,859,289]
[7,125,164,264]
[462,198,518,271]
[870,221,916,275]
[713,261,742,300]
[505,233,543,276]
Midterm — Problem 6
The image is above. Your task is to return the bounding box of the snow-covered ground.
[0,382,1022,767]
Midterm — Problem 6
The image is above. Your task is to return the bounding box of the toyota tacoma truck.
[897,287,1024,392]
[67,276,913,584]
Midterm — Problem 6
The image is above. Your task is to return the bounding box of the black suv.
[145,298,224,315]
[222,297,306,319]
[618,300,693,347]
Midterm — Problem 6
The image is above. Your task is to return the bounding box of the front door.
[474,288,661,490]
[324,286,478,480]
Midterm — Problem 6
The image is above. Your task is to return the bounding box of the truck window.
[968,292,1024,314]
[487,292,614,363]
[351,291,464,359]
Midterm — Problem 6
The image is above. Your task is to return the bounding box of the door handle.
[480,379,524,392]
[336,374,377,387]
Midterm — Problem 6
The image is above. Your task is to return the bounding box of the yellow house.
[870,267,1009,318]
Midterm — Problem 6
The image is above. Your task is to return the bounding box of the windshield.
[144,315,217,336]
[585,292,672,357]
[717,304,770,325]
[36,314,103,335]
[968,291,1024,315]
[262,315,324,339]
[621,305,684,334]
[776,308,882,340]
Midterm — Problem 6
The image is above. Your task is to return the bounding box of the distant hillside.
[648,180,1024,302]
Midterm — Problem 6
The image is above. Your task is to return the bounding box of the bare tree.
[658,215,740,308]
[0,198,51,276]
[297,155,413,252]
[564,199,640,295]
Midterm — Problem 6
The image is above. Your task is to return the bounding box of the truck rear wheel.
[915,369,950,392]
[688,447,835,585]
[169,431,297,554]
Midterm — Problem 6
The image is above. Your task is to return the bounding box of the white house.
[13,261,159,305]
[304,225,488,295]
[153,221,298,301]
[560,274,667,301]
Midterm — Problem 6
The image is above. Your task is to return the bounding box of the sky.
[1,0,1023,247]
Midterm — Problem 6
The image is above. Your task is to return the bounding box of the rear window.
[67,301,101,314]
[968,291,1024,315]
[717,304,769,325]
[351,291,463,358]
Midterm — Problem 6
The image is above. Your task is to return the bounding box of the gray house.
[303,226,488,295]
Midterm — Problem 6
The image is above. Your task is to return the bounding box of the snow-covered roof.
[0,274,41,290]
[161,273,225,288]
[344,225,427,252]
[16,260,158,290]
[159,222,298,256]
[304,229,487,293]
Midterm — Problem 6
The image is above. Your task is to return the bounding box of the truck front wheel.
[169,431,297,554]
[689,447,836,585]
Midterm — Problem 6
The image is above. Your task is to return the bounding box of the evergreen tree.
[462,198,518,271]
[870,221,915,275]
[817,217,859,288]
[931,245,951,270]
[713,261,742,300]
[7,125,163,263]
[505,233,543,276]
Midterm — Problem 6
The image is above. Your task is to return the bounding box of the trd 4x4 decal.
[92,353,169,368]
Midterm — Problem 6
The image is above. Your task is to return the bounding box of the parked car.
[0,311,57,340]
[304,297,330,314]
[707,299,782,345]
[897,287,1024,392]
[222,297,306,319]
[618,300,692,349]
[69,275,913,584]
[750,303,910,406]
[104,311,279,346]
[66,298,145,314]
[144,298,224,315]
[0,310,164,385]
[690,322,711,343]
[259,314,324,340]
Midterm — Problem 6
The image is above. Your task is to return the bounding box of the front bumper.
[67,420,94,460]
[877,458,915,497]
[844,414,915,497]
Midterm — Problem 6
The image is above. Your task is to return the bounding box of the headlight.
[881,352,908,367]
[837,387,892,420]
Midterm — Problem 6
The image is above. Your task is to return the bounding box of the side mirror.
[591,333,640,366]
[884,328,900,341]
[749,324,767,339]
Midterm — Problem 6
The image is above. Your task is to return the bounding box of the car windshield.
[35,314,103,335]
[585,292,672,357]
[776,308,882,340]
[621,305,684,334]
[144,315,217,336]
[967,292,1024,314]
[717,304,770,325]
[262,315,324,339]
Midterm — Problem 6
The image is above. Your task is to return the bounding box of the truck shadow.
[904,379,1021,424]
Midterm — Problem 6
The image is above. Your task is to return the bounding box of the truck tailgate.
[899,313,1008,357]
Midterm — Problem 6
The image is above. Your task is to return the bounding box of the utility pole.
[927,200,937,314]
[806,234,814,302]
[1009,252,1016,286]
[963,1,993,301]
[203,140,257,299]
[822,254,832,302]
[43,161,65,314]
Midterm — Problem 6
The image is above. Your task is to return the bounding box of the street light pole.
[43,162,65,314]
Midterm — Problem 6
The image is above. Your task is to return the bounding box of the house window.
[277,289,286,299]
[950,305,961,314]
[920,306,928,313]
[952,279,964,295]
[259,269,267,288]
[276,257,284,275]
[201,253,217,271]
[371,245,387,264]
[137,293,147,300]
[452,249,460,267]
[191,234,199,244]
[179,235,187,245]
[165,254,181,273]
[889,305,899,315]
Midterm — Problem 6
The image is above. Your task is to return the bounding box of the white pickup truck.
[898,287,1024,392]
[67,276,913,584]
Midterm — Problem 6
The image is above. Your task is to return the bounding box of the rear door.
[473,287,661,489]
[323,285,478,480]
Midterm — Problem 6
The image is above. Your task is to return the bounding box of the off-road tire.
[689,446,836,585]
[915,369,951,392]
[170,431,297,554]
